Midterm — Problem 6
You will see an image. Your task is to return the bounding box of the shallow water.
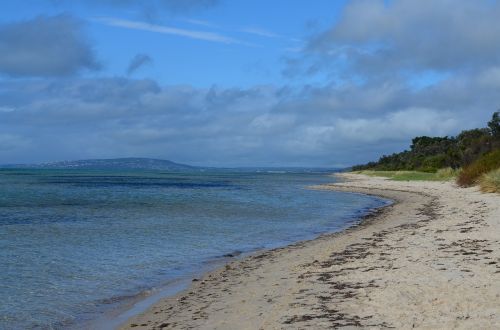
[0,169,387,329]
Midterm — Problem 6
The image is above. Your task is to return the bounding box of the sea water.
[0,169,388,329]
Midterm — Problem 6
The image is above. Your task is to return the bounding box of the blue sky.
[1,0,500,166]
[0,0,346,87]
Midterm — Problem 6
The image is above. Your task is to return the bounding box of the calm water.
[0,169,387,329]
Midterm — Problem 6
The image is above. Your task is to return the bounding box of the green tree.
[352,109,500,172]
[488,111,500,138]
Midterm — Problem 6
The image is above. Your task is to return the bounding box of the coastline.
[121,173,500,329]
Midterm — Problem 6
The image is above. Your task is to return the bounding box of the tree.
[488,111,500,138]
[351,110,500,172]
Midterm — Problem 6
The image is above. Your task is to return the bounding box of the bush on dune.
[457,149,500,186]
[435,167,460,180]
[479,169,500,193]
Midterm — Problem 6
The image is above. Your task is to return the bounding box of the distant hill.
[1,158,195,171]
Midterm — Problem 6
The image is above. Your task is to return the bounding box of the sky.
[0,0,499,167]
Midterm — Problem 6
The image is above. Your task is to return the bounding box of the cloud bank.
[2,1,500,166]
[0,14,99,77]
[0,72,497,166]
[288,0,500,80]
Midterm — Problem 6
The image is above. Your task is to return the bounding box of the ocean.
[0,169,388,329]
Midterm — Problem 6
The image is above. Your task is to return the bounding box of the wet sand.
[121,173,500,329]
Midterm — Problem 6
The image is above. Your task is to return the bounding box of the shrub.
[479,169,500,193]
[419,154,448,172]
[435,167,460,180]
[457,148,500,186]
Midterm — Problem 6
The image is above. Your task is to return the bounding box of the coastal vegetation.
[479,168,500,193]
[457,149,500,186]
[353,169,457,181]
[352,112,500,192]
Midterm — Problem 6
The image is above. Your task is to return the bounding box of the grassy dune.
[356,164,500,194]
[457,149,500,187]
[479,169,500,193]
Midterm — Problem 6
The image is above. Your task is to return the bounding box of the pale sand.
[121,173,500,329]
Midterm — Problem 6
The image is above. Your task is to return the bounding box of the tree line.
[352,112,500,172]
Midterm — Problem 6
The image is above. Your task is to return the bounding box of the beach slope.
[122,173,500,329]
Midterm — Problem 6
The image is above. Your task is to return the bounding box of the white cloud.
[334,108,458,143]
[94,17,252,45]
[181,18,217,28]
[2,1,500,166]
[288,0,500,80]
[240,27,281,39]
[0,106,15,113]
[0,14,99,77]
[0,75,495,166]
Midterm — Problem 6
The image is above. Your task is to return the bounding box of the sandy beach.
[121,173,500,329]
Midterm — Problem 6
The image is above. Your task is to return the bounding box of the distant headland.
[0,157,195,171]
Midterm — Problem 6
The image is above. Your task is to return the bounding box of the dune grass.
[353,169,457,181]
[457,149,500,186]
[479,169,500,193]
[435,167,461,180]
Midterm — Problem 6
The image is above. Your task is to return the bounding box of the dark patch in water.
[222,250,243,258]
[43,181,232,189]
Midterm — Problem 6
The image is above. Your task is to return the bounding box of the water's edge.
[101,190,393,330]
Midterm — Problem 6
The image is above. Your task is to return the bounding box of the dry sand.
[121,173,500,329]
